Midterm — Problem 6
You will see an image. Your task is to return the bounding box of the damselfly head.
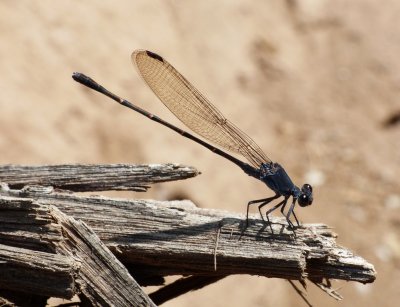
[298,183,313,207]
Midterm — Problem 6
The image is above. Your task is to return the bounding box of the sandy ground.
[1,1,399,306]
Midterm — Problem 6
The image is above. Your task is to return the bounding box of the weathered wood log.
[50,206,156,307]
[0,194,62,253]
[0,164,199,192]
[0,194,156,306]
[0,186,376,284]
[0,242,77,299]
[0,163,376,304]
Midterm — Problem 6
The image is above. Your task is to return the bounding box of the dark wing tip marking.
[146,50,164,62]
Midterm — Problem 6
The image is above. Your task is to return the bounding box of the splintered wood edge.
[49,206,156,307]
[0,194,155,306]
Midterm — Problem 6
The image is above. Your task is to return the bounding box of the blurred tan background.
[1,1,399,306]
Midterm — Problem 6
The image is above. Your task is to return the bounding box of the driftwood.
[0,164,376,306]
[0,194,156,306]
[51,206,156,306]
[0,163,199,192]
[0,242,77,298]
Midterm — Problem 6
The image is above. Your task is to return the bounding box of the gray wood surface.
[0,186,376,284]
[0,163,376,305]
[51,206,156,307]
[0,163,199,192]
[0,193,156,306]
[0,242,77,299]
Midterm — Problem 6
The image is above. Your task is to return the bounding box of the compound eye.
[303,184,312,193]
[298,194,313,207]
